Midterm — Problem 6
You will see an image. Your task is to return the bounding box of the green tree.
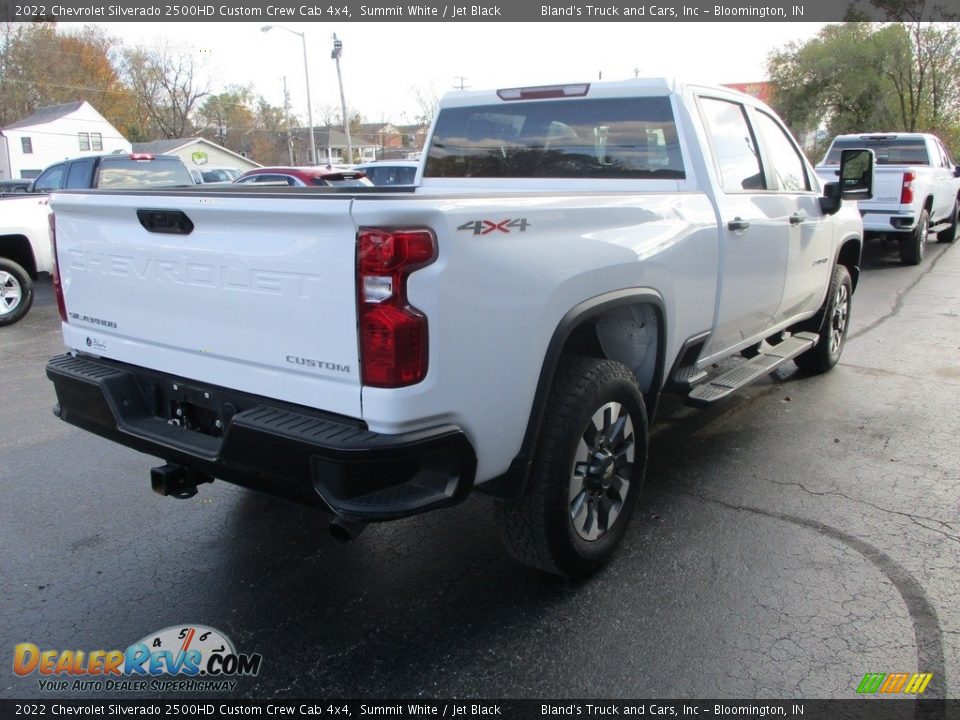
[196,87,256,153]
[767,21,960,157]
[0,23,128,130]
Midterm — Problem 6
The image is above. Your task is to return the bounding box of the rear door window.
[698,97,765,192]
[65,158,96,189]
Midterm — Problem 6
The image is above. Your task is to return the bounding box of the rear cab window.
[425,97,685,179]
[823,137,930,166]
[95,157,194,189]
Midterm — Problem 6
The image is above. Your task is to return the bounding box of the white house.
[0,101,131,181]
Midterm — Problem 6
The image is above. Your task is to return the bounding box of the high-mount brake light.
[496,84,590,101]
[49,213,67,323]
[901,171,915,205]
[129,153,155,160]
[357,228,437,388]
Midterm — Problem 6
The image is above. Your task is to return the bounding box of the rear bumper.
[860,210,916,234]
[46,353,476,521]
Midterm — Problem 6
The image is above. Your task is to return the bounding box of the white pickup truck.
[816,132,960,265]
[0,193,53,325]
[46,79,872,577]
[0,153,195,326]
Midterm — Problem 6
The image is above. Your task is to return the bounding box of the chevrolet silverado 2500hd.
[815,132,960,265]
[46,79,872,577]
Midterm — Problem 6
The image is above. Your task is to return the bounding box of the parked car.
[234,165,373,187]
[189,166,243,184]
[47,78,872,577]
[0,153,193,326]
[816,132,960,264]
[234,166,373,188]
[352,160,419,186]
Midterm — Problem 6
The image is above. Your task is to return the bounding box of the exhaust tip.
[329,517,367,544]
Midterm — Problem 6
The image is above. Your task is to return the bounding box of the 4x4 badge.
[457,219,531,235]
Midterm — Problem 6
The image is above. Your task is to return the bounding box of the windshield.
[97,158,194,188]
[425,96,685,179]
[823,137,929,166]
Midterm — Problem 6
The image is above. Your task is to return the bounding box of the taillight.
[357,228,437,387]
[49,213,67,323]
[901,171,915,205]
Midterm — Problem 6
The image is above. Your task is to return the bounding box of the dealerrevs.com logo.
[13,625,262,693]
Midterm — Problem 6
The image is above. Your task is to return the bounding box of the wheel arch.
[836,235,862,292]
[476,288,666,501]
[0,234,38,279]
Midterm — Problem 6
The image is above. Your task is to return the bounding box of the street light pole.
[282,76,293,165]
[330,34,352,164]
[261,25,317,165]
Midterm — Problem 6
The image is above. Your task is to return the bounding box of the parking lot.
[1,239,958,700]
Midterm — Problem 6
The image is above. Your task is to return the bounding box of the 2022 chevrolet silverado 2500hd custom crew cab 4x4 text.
[0,153,194,326]
[45,80,871,577]
[816,132,960,265]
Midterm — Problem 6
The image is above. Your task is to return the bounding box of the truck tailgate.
[51,191,362,418]
[859,167,910,212]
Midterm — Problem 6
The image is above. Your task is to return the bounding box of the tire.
[794,264,852,374]
[494,356,648,577]
[0,258,34,327]
[899,209,929,265]
[937,200,958,243]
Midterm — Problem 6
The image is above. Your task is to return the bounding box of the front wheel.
[0,259,34,327]
[794,264,852,374]
[495,356,648,577]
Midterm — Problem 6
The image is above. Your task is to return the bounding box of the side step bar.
[686,331,819,408]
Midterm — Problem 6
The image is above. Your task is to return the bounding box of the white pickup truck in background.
[0,193,52,326]
[0,153,195,326]
[816,132,960,265]
[46,79,873,577]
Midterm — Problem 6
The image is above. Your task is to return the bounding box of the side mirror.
[820,181,842,215]
[954,165,960,178]
[838,147,874,201]
[820,149,873,215]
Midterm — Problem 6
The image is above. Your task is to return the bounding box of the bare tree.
[121,42,209,139]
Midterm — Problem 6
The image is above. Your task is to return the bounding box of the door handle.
[727,217,750,232]
[789,212,806,225]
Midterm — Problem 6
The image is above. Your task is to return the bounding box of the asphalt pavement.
[1,237,958,700]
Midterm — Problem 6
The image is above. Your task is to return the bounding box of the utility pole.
[454,76,470,90]
[331,34,353,164]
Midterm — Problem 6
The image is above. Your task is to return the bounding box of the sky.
[65,21,827,125]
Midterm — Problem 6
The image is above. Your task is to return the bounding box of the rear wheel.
[899,209,928,265]
[0,259,33,327]
[937,200,958,243]
[495,356,648,577]
[794,264,852,374]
